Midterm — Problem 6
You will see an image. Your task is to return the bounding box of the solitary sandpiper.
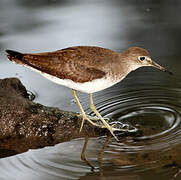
[6,46,172,141]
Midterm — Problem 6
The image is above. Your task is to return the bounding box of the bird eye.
[138,56,146,61]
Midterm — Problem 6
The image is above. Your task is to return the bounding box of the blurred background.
[0,0,181,180]
[0,0,180,110]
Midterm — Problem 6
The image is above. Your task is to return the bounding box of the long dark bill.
[151,60,173,75]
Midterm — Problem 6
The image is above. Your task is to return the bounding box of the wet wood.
[0,78,106,156]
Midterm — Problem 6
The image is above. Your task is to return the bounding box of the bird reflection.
[81,134,112,175]
[81,135,95,171]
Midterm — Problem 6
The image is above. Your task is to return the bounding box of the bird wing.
[6,46,107,83]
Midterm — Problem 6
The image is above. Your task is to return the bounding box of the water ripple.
[85,87,181,169]
[1,86,181,179]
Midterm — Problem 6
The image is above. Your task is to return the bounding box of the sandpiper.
[6,46,172,141]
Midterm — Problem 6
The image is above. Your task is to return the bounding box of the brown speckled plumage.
[6,46,150,83]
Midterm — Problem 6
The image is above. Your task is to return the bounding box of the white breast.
[42,73,122,94]
[15,63,122,94]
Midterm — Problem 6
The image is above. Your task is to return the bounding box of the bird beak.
[150,60,173,75]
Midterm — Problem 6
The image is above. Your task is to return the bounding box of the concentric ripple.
[1,86,181,179]
[85,87,181,153]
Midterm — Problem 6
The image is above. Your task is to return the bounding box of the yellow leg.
[89,93,119,141]
[72,89,103,132]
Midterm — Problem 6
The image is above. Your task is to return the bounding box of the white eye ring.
[138,56,146,61]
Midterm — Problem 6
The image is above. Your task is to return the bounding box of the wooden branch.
[0,78,106,155]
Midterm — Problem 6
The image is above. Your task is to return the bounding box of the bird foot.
[88,117,135,132]
[110,121,138,133]
[79,115,136,142]
[90,118,137,141]
[102,121,138,141]
[103,124,119,141]
[79,114,106,132]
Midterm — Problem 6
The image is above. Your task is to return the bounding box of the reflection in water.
[81,135,95,172]
[1,84,181,180]
[81,134,112,176]
[0,0,181,180]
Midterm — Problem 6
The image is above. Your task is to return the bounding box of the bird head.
[123,47,172,75]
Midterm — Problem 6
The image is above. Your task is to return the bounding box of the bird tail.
[6,50,24,61]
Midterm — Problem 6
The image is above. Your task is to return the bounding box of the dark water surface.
[1,0,181,179]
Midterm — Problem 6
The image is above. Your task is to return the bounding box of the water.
[1,0,181,179]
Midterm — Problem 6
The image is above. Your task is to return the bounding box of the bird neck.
[112,53,141,80]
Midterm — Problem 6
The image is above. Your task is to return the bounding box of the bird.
[5,46,172,141]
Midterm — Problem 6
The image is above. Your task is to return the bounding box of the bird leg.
[89,93,119,141]
[72,89,104,132]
